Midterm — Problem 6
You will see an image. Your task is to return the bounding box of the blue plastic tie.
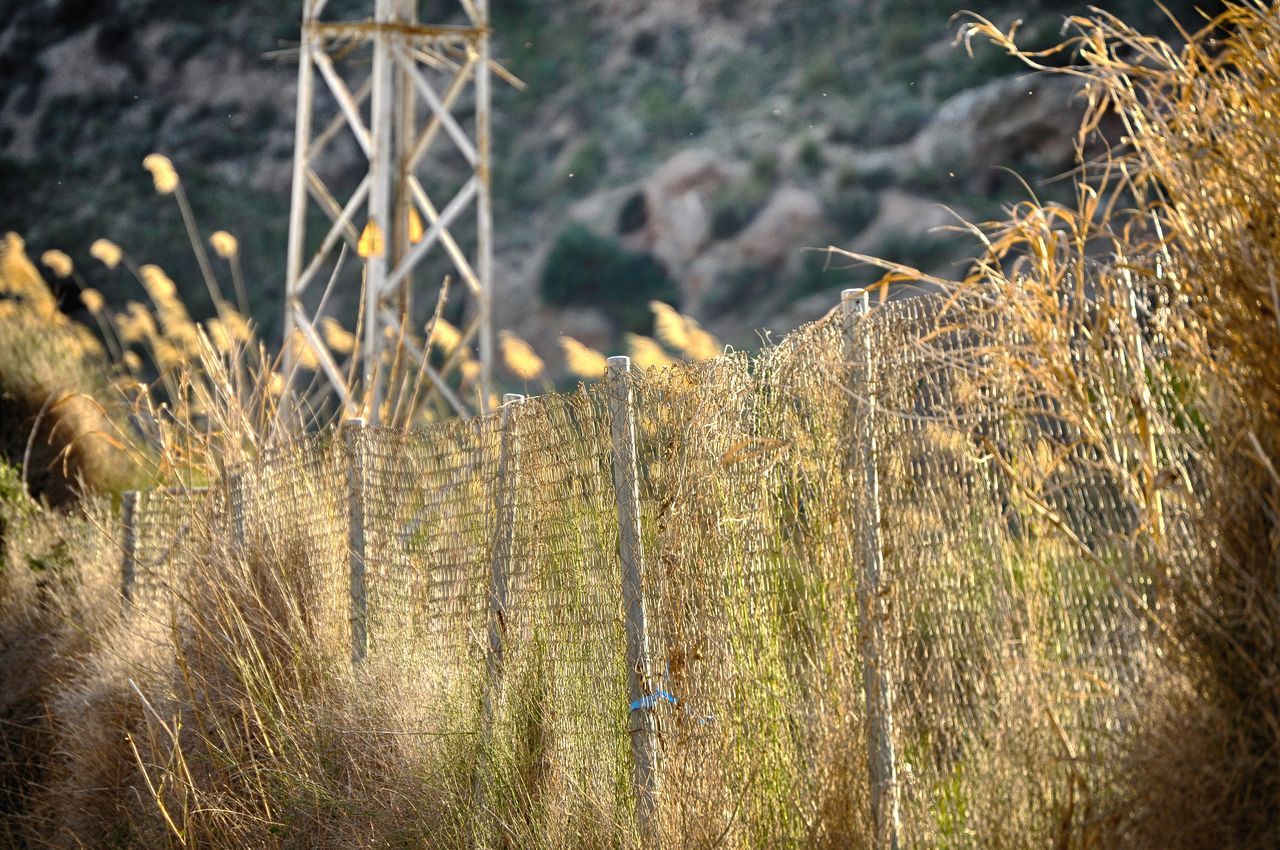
[629,690,678,711]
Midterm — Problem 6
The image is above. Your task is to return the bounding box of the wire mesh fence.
[117,287,1184,847]
[123,485,216,616]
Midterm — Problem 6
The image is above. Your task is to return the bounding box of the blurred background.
[0,0,1219,375]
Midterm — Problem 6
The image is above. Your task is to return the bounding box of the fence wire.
[630,317,866,847]
[850,292,1165,847]
[127,486,216,617]
[120,289,1189,848]
[233,429,351,657]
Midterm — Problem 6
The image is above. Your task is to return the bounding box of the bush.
[709,179,770,241]
[638,77,706,142]
[797,135,826,177]
[830,85,931,147]
[565,135,608,189]
[824,185,880,237]
[540,224,680,333]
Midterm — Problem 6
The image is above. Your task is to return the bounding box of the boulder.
[909,75,1083,191]
[731,186,824,269]
[632,148,740,274]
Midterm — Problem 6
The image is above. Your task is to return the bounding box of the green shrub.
[799,54,842,95]
[565,135,608,189]
[824,186,880,237]
[876,230,967,274]
[830,85,931,147]
[710,54,767,112]
[540,224,680,333]
[639,77,706,142]
[751,150,780,184]
[797,135,826,177]
[709,179,770,241]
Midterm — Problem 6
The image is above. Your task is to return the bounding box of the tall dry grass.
[837,2,1280,845]
[5,2,1280,846]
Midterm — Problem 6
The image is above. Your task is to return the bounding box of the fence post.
[606,355,660,846]
[474,393,524,836]
[343,417,369,665]
[120,490,139,611]
[483,394,524,715]
[842,288,901,850]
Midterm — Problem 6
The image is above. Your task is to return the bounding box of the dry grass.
[837,2,1280,845]
[3,2,1280,847]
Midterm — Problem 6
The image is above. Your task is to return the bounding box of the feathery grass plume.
[683,317,721,360]
[2,233,58,318]
[142,153,179,195]
[143,153,225,319]
[649,300,691,352]
[408,207,425,244]
[320,317,356,355]
[121,350,142,372]
[40,249,73,279]
[625,333,674,370]
[285,329,320,371]
[459,356,481,383]
[80,288,104,314]
[499,330,545,381]
[559,335,608,378]
[218,303,251,342]
[208,231,238,259]
[204,319,233,354]
[431,317,462,354]
[70,324,104,357]
[209,231,250,315]
[138,265,177,302]
[358,218,384,258]
[118,302,157,343]
[151,338,183,371]
[88,238,122,270]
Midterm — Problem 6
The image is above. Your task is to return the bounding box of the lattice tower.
[282,0,496,422]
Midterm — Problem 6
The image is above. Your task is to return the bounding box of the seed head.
[142,153,180,194]
[89,239,123,270]
[560,336,607,378]
[41,249,74,279]
[209,230,239,259]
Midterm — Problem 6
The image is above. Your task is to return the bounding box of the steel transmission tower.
[282,0,494,422]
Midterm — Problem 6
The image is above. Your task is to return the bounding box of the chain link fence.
[118,287,1182,847]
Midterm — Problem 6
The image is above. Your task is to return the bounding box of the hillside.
[0,0,1219,367]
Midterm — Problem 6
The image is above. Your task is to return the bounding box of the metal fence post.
[606,355,660,846]
[343,418,369,665]
[842,289,901,850]
[120,490,139,612]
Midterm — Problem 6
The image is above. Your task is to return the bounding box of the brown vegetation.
[2,2,1279,847]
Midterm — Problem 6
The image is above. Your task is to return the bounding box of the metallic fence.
[119,287,1181,848]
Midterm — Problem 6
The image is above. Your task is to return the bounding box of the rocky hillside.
[0,0,1218,369]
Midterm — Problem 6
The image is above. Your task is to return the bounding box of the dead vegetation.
[1,2,1279,847]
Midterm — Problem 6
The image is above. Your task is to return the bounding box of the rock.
[909,75,1083,191]
[629,149,740,276]
[731,186,824,269]
[850,188,964,255]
